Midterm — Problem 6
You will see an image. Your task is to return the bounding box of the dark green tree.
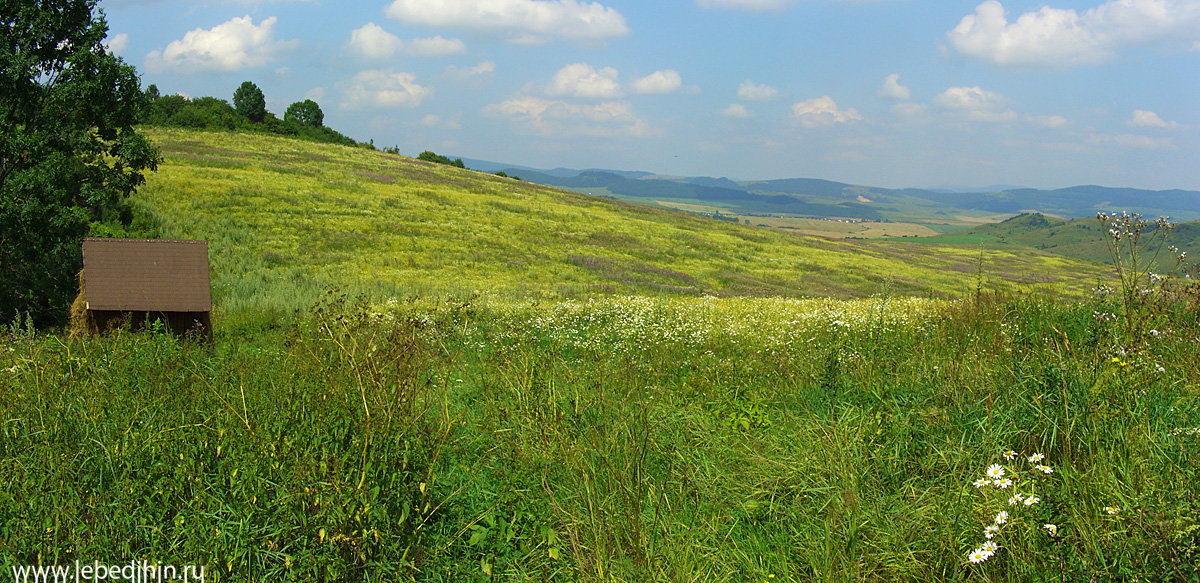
[284,99,323,128]
[1,0,160,327]
[233,80,266,122]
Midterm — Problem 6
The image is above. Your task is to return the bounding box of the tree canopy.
[233,80,266,123]
[1,0,159,327]
[285,99,324,128]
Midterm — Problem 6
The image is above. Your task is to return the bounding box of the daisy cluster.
[967,450,1056,564]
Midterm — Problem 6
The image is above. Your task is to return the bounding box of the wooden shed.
[72,238,212,339]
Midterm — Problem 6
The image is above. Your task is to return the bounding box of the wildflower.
[986,464,1005,479]
[1043,524,1058,537]
[1110,357,1121,363]
[1002,449,1016,460]
[1036,464,1053,474]
[973,478,991,488]
[1028,453,1045,464]
[1024,496,1041,506]
[981,541,998,553]
[994,478,1013,489]
[968,548,990,564]
[1008,494,1024,505]
[995,511,1009,525]
[984,524,999,539]
[1105,506,1120,515]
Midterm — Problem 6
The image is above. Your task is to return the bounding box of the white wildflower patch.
[968,450,1058,565]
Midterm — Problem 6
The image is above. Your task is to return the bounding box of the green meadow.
[2,128,1198,582]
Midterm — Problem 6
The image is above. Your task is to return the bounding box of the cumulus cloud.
[948,0,1200,68]
[934,86,1016,122]
[144,15,298,73]
[547,63,622,98]
[791,96,862,127]
[445,61,496,79]
[719,103,751,118]
[1130,109,1180,128]
[697,0,793,11]
[484,96,649,137]
[341,69,432,109]
[891,102,927,117]
[632,69,682,94]
[1026,114,1069,128]
[105,33,129,55]
[349,24,466,58]
[879,73,910,100]
[737,80,779,101]
[384,0,629,42]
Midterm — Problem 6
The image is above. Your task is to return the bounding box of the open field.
[130,128,1107,316]
[3,291,1199,581]
[4,128,1198,582]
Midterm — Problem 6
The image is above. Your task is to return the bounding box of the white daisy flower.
[986,464,1005,479]
[968,548,990,564]
[995,511,1009,525]
[1028,453,1045,464]
[1043,524,1058,536]
[984,524,999,539]
[1024,496,1041,506]
[973,478,991,488]
[1002,449,1017,461]
[981,540,998,553]
[1037,465,1053,474]
[1105,506,1120,515]
[994,478,1013,489]
[1007,494,1024,505]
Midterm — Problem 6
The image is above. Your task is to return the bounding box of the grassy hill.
[926,212,1200,272]
[132,127,1104,315]
[5,126,1199,582]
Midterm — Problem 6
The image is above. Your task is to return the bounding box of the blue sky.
[100,0,1199,190]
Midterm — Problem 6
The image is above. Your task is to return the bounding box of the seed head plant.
[1095,211,1182,339]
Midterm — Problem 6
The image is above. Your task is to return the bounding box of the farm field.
[2,128,1198,582]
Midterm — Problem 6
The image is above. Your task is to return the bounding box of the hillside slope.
[132,128,1105,313]
[926,212,1200,271]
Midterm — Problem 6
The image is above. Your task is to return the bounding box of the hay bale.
[68,269,97,338]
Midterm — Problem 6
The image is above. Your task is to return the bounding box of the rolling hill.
[924,212,1200,271]
[131,127,1109,314]
[472,161,1200,227]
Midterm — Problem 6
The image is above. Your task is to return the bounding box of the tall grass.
[3,289,1197,581]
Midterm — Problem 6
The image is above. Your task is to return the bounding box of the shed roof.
[82,238,212,312]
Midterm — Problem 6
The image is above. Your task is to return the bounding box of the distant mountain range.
[458,158,1200,223]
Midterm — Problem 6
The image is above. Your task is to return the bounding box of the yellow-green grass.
[134,127,1105,315]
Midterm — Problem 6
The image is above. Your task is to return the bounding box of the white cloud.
[105,33,129,55]
[791,96,862,127]
[632,69,682,94]
[1026,114,1069,128]
[934,86,1017,122]
[948,0,1200,68]
[350,24,467,58]
[1130,109,1180,128]
[697,0,793,11]
[1089,133,1176,149]
[879,73,910,100]
[445,61,496,79]
[719,103,751,118]
[144,15,298,73]
[485,96,649,137]
[348,23,405,58]
[408,36,468,57]
[891,102,927,117]
[547,63,622,98]
[737,80,779,101]
[304,86,326,102]
[384,0,629,42]
[341,70,432,109]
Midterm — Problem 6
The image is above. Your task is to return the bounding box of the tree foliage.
[233,80,266,123]
[1,0,159,327]
[417,150,466,168]
[284,99,323,128]
[143,88,358,147]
